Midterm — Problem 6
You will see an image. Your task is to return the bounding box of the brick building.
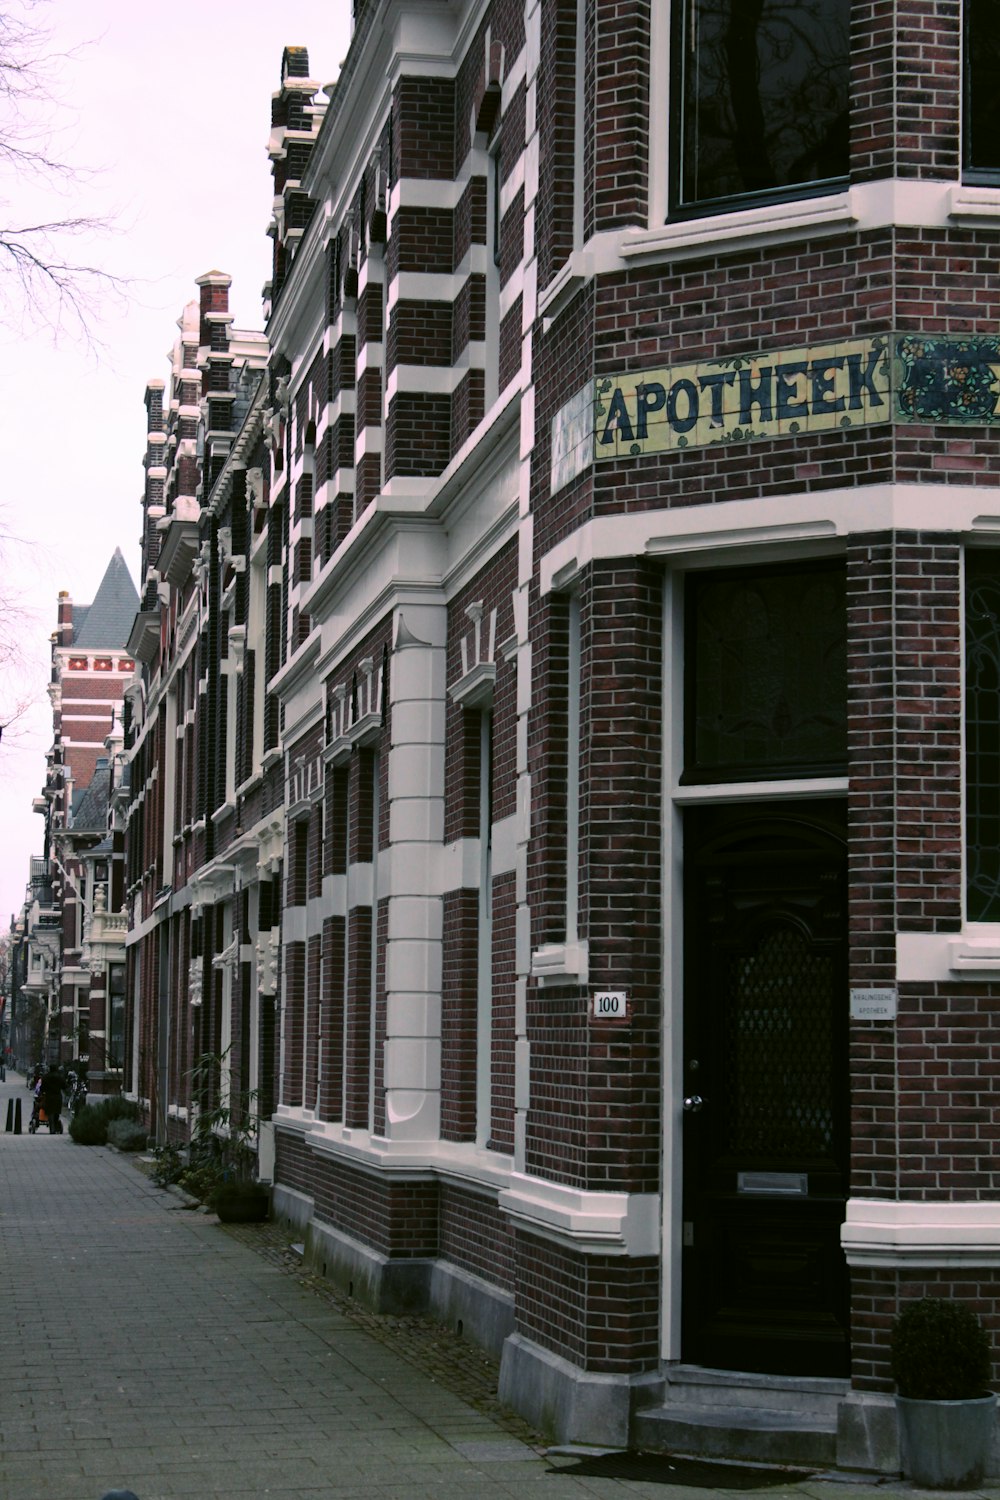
[123,271,276,1148]
[28,553,137,1070]
[120,0,1000,1470]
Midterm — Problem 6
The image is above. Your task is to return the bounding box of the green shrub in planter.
[106,1118,148,1152]
[68,1105,108,1145]
[69,1097,141,1147]
[892,1297,996,1489]
[891,1297,991,1399]
[150,1142,186,1188]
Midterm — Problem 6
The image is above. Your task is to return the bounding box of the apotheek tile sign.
[551,335,1000,489]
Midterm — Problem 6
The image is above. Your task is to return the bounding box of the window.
[670,0,850,217]
[485,137,502,409]
[965,551,1000,920]
[476,711,494,1148]
[683,561,846,784]
[965,0,1000,177]
[108,962,126,1070]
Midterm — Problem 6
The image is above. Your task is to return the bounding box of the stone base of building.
[498,1331,656,1448]
[834,1392,899,1474]
[271,1182,919,1467]
[272,1181,515,1356]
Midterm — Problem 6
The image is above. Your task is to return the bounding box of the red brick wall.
[275,1129,439,1259]
[490,872,516,1153]
[515,1231,659,1374]
[283,941,304,1107]
[441,888,478,1142]
[440,1184,515,1290]
[852,1269,1000,1393]
[319,913,345,1123]
[537,0,579,291]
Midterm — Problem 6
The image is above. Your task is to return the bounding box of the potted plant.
[187,1050,270,1224]
[890,1296,996,1488]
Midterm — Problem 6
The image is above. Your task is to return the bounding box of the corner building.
[262,0,1000,1468]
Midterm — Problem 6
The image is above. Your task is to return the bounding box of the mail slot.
[737,1171,808,1196]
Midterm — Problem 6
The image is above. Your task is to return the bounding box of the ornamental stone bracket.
[288,752,323,814]
[212,937,240,974]
[450,601,497,709]
[189,863,236,917]
[323,656,385,762]
[247,466,265,517]
[256,931,279,996]
[348,655,384,747]
[256,814,284,875]
[227,625,247,674]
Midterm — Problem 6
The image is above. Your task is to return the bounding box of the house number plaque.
[591,991,629,1022]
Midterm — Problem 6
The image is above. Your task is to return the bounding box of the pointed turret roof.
[72,549,140,650]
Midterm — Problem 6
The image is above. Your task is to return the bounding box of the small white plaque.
[850,986,898,1021]
[591,990,629,1021]
[551,384,594,495]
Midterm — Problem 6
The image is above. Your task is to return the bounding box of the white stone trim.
[386,364,462,399]
[271,1116,658,1256]
[898,925,1000,981]
[355,339,384,379]
[530,940,589,986]
[390,177,466,214]
[499,1176,660,1256]
[390,271,461,306]
[540,484,1000,595]
[843,1199,1000,1267]
[949,184,1000,221]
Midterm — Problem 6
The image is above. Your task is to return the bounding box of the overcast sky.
[0,0,353,928]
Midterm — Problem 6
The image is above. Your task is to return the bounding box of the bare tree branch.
[0,0,129,343]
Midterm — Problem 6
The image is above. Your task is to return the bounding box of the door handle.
[683,1094,705,1113]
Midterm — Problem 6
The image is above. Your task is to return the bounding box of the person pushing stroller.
[30,1064,64,1134]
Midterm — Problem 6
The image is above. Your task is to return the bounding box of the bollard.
[4,1098,11,1132]
[14,1097,21,1134]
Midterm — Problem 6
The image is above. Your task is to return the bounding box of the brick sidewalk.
[217,1214,546,1450]
[2,1072,995,1500]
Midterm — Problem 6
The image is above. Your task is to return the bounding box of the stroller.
[28,1080,63,1134]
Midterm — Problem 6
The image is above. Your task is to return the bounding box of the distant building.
[26,552,138,1070]
[123,273,273,1148]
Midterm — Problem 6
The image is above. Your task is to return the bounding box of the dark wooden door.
[681,801,849,1377]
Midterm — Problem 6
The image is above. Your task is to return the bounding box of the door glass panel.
[672,0,850,214]
[684,562,846,782]
[727,923,835,1157]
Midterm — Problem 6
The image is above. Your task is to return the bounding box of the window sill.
[947,929,1000,974]
[897,926,1000,983]
[949,183,1000,222]
[620,190,854,264]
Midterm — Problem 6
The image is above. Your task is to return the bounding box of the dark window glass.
[684,562,846,783]
[965,0,1000,176]
[671,0,850,215]
[108,962,126,1070]
[966,553,1000,919]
